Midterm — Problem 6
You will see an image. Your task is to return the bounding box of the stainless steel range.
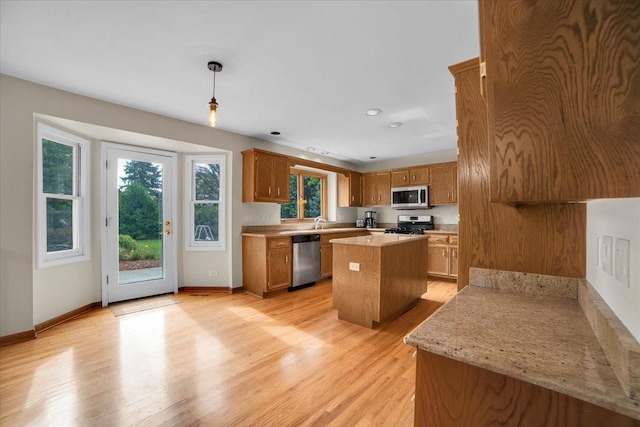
[385,215,434,235]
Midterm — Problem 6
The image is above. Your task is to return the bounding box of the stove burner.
[384,227,426,235]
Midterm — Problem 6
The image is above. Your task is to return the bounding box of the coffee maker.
[364,211,377,228]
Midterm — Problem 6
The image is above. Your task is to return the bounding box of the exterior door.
[104,144,176,304]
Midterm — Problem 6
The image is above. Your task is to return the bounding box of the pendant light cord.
[212,70,216,99]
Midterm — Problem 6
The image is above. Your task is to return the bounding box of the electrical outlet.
[244,214,253,222]
[614,238,630,287]
[209,270,218,277]
[349,262,360,272]
[258,215,264,223]
[601,236,613,275]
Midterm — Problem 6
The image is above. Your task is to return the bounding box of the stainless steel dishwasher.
[291,234,321,290]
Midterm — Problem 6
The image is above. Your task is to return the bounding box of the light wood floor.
[0,279,457,426]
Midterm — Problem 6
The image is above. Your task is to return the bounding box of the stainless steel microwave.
[391,186,430,209]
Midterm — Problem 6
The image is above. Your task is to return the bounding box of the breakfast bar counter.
[330,234,429,328]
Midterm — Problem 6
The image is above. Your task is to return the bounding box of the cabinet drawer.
[268,237,291,249]
[428,235,449,244]
[449,235,458,245]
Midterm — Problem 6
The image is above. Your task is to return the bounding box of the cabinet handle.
[268,186,272,196]
[412,175,416,181]
[443,249,447,257]
[351,195,354,202]
[480,61,487,97]
[285,255,288,263]
[277,187,280,196]
[452,249,457,258]
[403,176,406,181]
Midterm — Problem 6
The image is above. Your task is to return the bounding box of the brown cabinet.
[480,0,640,203]
[449,58,586,290]
[363,172,391,206]
[429,163,457,205]
[242,236,292,297]
[427,234,457,280]
[338,172,362,207]
[242,149,290,203]
[392,166,430,187]
[320,231,368,278]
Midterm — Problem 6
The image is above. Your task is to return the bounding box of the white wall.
[0,74,359,336]
[587,198,640,341]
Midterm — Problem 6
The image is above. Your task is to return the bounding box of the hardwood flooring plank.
[0,280,455,426]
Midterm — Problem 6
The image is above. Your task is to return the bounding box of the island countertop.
[404,270,640,420]
[330,234,429,247]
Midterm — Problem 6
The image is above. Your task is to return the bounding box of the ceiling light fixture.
[207,61,223,127]
[320,151,329,155]
[388,122,403,128]
[306,147,316,151]
[270,131,281,135]
[366,108,382,116]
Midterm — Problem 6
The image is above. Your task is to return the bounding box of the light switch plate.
[615,238,630,287]
[349,262,360,272]
[602,236,613,275]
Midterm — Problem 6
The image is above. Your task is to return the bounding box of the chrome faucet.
[314,216,328,230]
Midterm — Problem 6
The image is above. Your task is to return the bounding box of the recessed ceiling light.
[366,109,382,116]
[306,147,316,151]
[320,151,329,155]
[369,156,377,160]
[388,122,403,128]
[270,131,281,135]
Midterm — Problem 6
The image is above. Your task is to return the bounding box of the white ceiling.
[0,1,479,165]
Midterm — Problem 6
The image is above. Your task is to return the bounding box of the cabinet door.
[449,246,458,278]
[430,164,456,205]
[482,0,640,202]
[428,244,449,276]
[339,172,362,207]
[254,152,274,202]
[363,173,376,206]
[410,167,430,185]
[376,172,391,205]
[267,247,291,290]
[391,169,410,187]
[272,155,290,203]
[320,243,333,278]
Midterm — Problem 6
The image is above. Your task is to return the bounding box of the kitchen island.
[330,234,429,328]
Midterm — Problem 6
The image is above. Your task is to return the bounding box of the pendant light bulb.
[208,98,218,127]
[206,61,223,127]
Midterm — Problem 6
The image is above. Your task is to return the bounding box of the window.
[185,155,226,250]
[37,123,90,268]
[281,168,327,220]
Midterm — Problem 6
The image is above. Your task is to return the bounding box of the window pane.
[43,139,73,195]
[303,175,322,218]
[280,173,298,219]
[46,198,73,252]
[195,163,220,201]
[194,203,219,241]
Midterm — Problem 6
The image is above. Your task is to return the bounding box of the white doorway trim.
[100,142,178,307]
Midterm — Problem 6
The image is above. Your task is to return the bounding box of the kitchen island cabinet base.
[332,236,429,329]
[415,350,640,427]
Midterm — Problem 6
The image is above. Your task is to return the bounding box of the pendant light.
[207,61,223,127]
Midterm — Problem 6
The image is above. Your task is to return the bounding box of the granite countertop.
[242,226,457,238]
[405,278,640,420]
[329,234,429,247]
[241,227,373,237]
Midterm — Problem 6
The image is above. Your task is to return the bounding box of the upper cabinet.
[338,172,362,207]
[481,0,640,203]
[363,171,391,206]
[242,149,290,203]
[391,166,430,187]
[429,162,457,205]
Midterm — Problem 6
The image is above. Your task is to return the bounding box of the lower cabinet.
[427,234,458,279]
[414,350,637,427]
[243,236,292,297]
[320,231,368,278]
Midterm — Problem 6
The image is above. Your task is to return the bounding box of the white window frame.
[36,122,90,268]
[184,154,226,251]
